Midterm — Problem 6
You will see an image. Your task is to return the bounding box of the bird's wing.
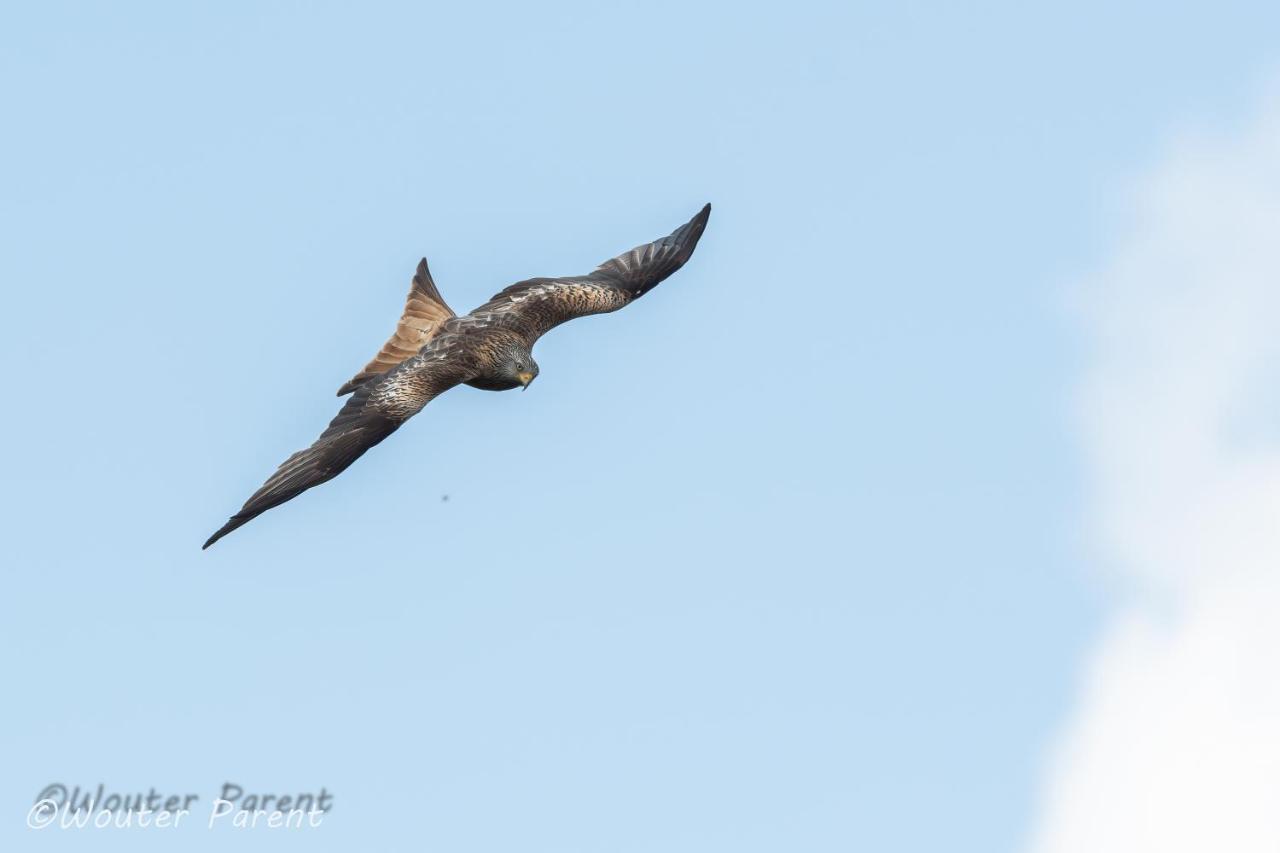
[205,335,473,549]
[337,258,457,396]
[473,204,710,341]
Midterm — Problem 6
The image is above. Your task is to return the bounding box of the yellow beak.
[517,371,535,389]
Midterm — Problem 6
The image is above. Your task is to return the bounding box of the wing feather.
[473,204,710,340]
[204,335,471,548]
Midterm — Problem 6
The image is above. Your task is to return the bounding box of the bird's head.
[501,345,539,390]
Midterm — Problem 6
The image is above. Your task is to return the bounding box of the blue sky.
[3,2,1279,851]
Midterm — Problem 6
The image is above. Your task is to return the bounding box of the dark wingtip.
[202,516,244,550]
[685,203,711,241]
[679,203,711,256]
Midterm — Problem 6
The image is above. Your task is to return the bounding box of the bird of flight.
[203,204,711,549]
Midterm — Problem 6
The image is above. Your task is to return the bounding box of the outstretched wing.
[473,203,710,341]
[204,336,473,549]
[337,258,457,396]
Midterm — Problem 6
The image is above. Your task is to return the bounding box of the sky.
[2,1,1279,851]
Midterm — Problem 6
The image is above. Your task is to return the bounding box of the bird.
[203,204,711,549]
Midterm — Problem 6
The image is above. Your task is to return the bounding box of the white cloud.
[1030,86,1280,853]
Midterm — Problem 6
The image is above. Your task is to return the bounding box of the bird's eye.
[516,362,524,370]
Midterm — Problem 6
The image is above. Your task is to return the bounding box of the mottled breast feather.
[366,328,479,420]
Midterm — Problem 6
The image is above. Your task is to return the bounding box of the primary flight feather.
[203,204,711,549]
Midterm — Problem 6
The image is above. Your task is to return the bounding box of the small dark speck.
[441,494,449,502]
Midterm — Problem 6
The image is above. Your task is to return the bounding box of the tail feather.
[337,257,457,396]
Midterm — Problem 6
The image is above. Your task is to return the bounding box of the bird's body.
[204,204,710,548]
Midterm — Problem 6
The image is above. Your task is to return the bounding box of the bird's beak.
[518,371,535,390]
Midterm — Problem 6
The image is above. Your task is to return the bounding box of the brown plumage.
[203,204,710,549]
[336,258,456,396]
